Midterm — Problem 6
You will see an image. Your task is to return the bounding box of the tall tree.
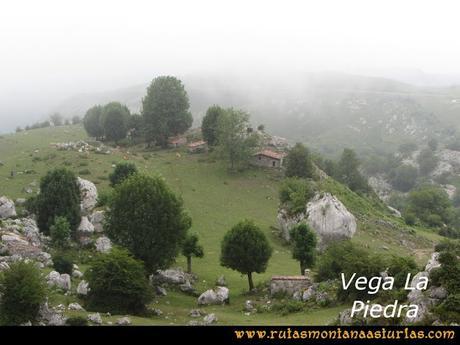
[182,232,204,273]
[105,174,191,272]
[141,76,193,147]
[220,220,272,291]
[101,102,130,143]
[201,105,225,147]
[336,148,369,193]
[215,108,259,170]
[49,112,63,126]
[36,168,81,235]
[83,105,104,139]
[285,143,315,178]
[290,224,317,275]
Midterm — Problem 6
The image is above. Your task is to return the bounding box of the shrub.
[50,216,71,248]
[279,178,315,215]
[53,253,74,275]
[403,211,417,226]
[0,261,47,325]
[109,162,138,187]
[36,168,81,235]
[316,241,385,301]
[434,294,460,323]
[96,190,113,207]
[390,165,418,192]
[85,248,153,314]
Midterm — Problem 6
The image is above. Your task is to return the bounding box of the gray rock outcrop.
[78,177,98,215]
[197,286,229,305]
[95,236,112,253]
[0,196,17,219]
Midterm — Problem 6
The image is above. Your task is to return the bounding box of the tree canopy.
[142,76,193,147]
[202,105,225,147]
[285,143,315,179]
[101,102,130,143]
[220,220,272,291]
[105,173,191,272]
[290,224,317,275]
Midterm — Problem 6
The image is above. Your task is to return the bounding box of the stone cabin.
[252,149,286,168]
[270,273,312,296]
[168,136,187,148]
[187,140,208,153]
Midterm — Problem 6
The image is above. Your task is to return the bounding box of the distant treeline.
[16,113,81,132]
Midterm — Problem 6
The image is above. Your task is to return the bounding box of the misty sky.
[1,0,460,131]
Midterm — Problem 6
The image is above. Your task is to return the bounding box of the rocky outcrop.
[39,302,67,326]
[278,192,357,250]
[0,196,17,219]
[152,268,195,285]
[77,280,89,296]
[90,211,105,232]
[116,317,131,326]
[78,177,98,215]
[77,216,94,234]
[95,236,112,253]
[368,175,393,201]
[197,287,229,305]
[88,313,102,325]
[403,252,445,324]
[0,218,52,266]
[46,271,71,291]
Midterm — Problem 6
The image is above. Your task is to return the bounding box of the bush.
[271,300,305,315]
[109,162,138,187]
[66,316,88,326]
[279,178,315,215]
[50,216,71,248]
[417,148,438,176]
[85,248,153,314]
[434,294,460,323]
[403,211,417,226]
[316,241,386,301]
[390,165,418,192]
[36,168,81,235]
[96,190,113,207]
[0,261,47,325]
[53,253,74,275]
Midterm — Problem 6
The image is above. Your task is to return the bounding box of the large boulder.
[197,286,229,305]
[78,177,98,215]
[0,196,16,219]
[278,192,357,249]
[89,211,105,232]
[95,236,112,253]
[39,302,67,326]
[77,216,94,234]
[77,280,89,296]
[46,271,71,291]
[153,268,194,285]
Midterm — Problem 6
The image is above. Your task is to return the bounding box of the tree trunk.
[187,256,192,274]
[247,272,254,291]
[300,263,306,275]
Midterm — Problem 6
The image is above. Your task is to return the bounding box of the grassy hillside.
[0,125,442,325]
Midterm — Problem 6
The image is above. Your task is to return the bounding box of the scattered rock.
[78,177,98,215]
[90,211,105,232]
[179,280,196,294]
[72,270,84,279]
[153,268,193,285]
[203,313,218,325]
[15,198,27,206]
[0,196,17,219]
[216,275,227,287]
[156,286,167,296]
[116,317,131,326]
[77,216,94,234]
[197,286,229,305]
[244,300,256,313]
[39,302,67,326]
[68,303,85,311]
[151,308,163,316]
[95,236,112,253]
[77,280,89,296]
[88,313,102,325]
[189,309,203,318]
[46,271,71,291]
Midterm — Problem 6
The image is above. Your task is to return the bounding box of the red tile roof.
[187,140,207,148]
[255,149,286,160]
[271,275,308,281]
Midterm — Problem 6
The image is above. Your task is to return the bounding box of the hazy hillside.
[54,72,460,157]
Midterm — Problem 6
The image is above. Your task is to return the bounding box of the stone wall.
[270,274,312,296]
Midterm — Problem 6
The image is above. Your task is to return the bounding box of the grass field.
[0,125,442,325]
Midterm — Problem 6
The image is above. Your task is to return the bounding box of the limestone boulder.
[0,196,16,219]
[78,177,98,215]
[197,286,229,305]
